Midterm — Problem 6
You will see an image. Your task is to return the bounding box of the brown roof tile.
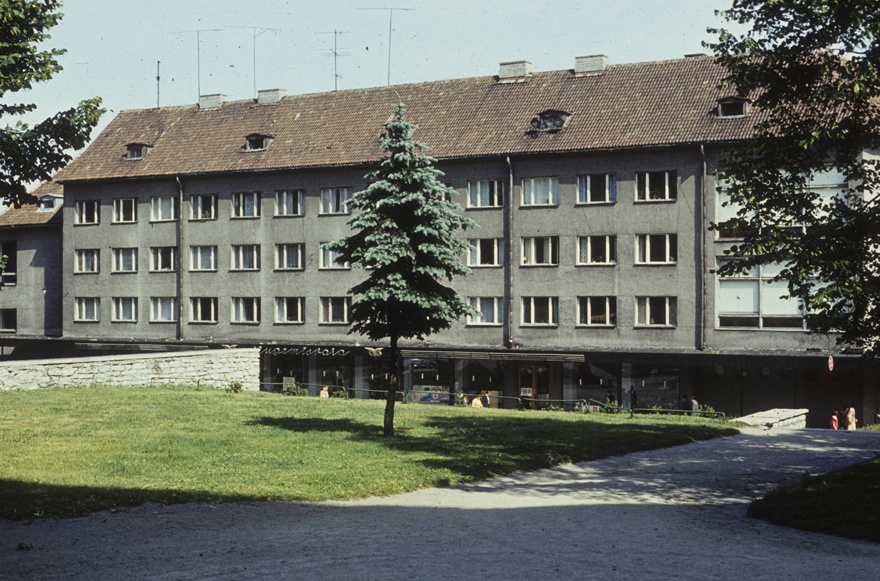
[0,181,63,228]
[57,56,752,183]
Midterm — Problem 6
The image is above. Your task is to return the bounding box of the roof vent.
[199,94,228,110]
[575,55,608,74]
[257,88,286,105]
[498,60,533,81]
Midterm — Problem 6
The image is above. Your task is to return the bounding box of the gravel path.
[2,428,879,580]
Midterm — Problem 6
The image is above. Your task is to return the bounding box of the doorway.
[519,364,549,408]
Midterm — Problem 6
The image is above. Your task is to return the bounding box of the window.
[37,195,57,212]
[126,144,146,160]
[636,234,677,264]
[521,296,559,326]
[320,188,350,215]
[112,297,138,322]
[111,248,138,273]
[636,296,677,327]
[275,244,304,270]
[74,297,100,322]
[231,297,260,323]
[232,192,261,218]
[717,261,805,329]
[275,297,305,323]
[577,174,617,204]
[578,296,617,326]
[521,177,559,206]
[190,194,217,220]
[320,296,351,324]
[636,171,677,201]
[150,196,176,221]
[521,236,559,266]
[231,245,261,271]
[74,249,100,274]
[0,241,17,285]
[467,239,504,267]
[190,297,218,323]
[577,235,617,265]
[190,246,218,271]
[150,297,178,323]
[112,198,137,223]
[75,200,99,225]
[467,180,503,208]
[716,97,750,118]
[149,247,176,272]
[275,190,304,216]
[320,245,349,269]
[0,309,16,332]
[530,110,571,131]
[244,133,273,151]
[467,297,503,325]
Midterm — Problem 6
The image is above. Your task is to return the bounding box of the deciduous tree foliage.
[0,0,103,206]
[327,101,476,436]
[709,0,880,354]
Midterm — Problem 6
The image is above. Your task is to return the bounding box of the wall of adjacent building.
[0,225,62,338]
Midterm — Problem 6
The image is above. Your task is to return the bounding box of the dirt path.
[2,428,879,580]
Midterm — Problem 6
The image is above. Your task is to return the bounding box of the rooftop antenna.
[170,28,223,101]
[228,26,279,99]
[358,7,414,85]
[319,29,349,91]
[156,60,161,108]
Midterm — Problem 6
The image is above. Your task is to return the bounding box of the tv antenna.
[170,28,223,101]
[319,29,349,91]
[358,7,414,85]
[228,26,279,99]
[156,60,161,108]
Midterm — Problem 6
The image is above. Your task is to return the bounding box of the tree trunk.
[383,334,399,437]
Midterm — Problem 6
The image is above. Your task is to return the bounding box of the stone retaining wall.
[0,348,260,391]
[737,408,810,430]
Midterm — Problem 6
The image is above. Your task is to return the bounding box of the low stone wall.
[0,348,260,391]
[737,408,810,430]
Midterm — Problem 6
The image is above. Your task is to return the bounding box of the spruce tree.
[327,101,475,436]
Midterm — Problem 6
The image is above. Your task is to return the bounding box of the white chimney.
[257,88,286,105]
[575,55,608,74]
[498,60,533,79]
[198,94,228,110]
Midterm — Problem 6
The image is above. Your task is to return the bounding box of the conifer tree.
[327,101,475,436]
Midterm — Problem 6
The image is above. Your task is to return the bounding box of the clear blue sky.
[19,0,731,136]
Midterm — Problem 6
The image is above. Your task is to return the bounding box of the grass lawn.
[0,385,737,520]
[748,424,880,543]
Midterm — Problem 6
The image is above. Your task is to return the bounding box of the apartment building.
[10,54,875,425]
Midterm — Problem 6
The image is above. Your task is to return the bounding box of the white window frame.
[577,235,617,265]
[232,191,261,218]
[190,246,218,271]
[467,297,503,326]
[0,241,15,285]
[636,234,678,265]
[521,236,559,266]
[636,170,678,202]
[275,243,305,270]
[231,244,261,271]
[190,194,217,220]
[111,297,138,323]
[320,188,351,215]
[577,174,617,204]
[111,248,138,273]
[467,180,504,208]
[636,296,677,327]
[149,247,177,272]
[275,297,305,324]
[521,296,559,326]
[577,296,617,327]
[521,177,559,206]
[74,200,100,225]
[0,309,16,332]
[150,297,178,323]
[716,261,806,329]
[231,297,261,324]
[112,198,137,223]
[320,296,351,324]
[190,297,218,323]
[275,190,304,217]
[74,297,100,322]
[74,249,100,274]
[150,196,177,222]
[467,239,504,267]
[320,245,349,270]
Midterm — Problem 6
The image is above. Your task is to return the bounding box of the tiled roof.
[57,56,753,183]
[0,181,63,228]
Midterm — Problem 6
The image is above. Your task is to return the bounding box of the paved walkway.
[2,428,879,580]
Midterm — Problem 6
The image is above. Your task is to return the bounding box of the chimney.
[198,94,228,110]
[575,55,608,74]
[498,60,533,80]
[257,88,286,105]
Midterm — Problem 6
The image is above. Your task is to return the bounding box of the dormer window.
[530,110,571,132]
[244,133,273,151]
[37,195,58,212]
[125,143,149,160]
[716,96,750,118]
